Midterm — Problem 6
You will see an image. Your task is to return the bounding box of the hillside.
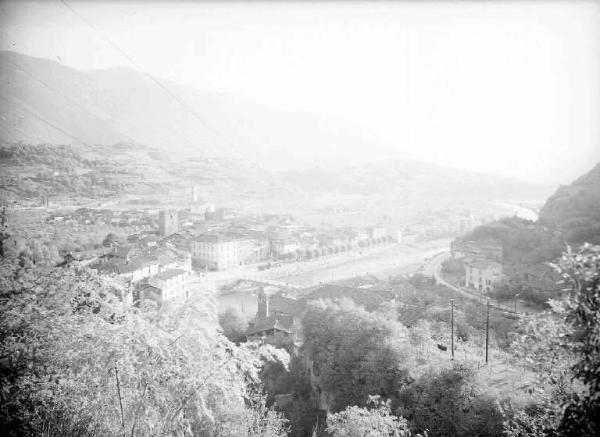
[281,160,550,201]
[538,162,600,243]
[0,50,385,170]
[0,50,552,211]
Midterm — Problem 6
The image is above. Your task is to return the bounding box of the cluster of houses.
[451,239,504,293]
[89,241,193,307]
[47,207,156,228]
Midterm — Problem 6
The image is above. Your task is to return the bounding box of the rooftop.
[151,268,187,281]
[466,260,502,270]
[247,315,295,336]
[194,234,238,243]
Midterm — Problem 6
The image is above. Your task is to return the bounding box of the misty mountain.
[0,50,384,169]
[0,50,551,205]
[281,160,551,200]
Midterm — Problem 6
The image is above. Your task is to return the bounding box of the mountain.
[0,50,552,211]
[281,160,550,201]
[0,50,385,169]
[538,162,600,243]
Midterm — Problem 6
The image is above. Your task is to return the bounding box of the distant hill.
[0,50,385,169]
[281,160,550,201]
[538,162,600,243]
[0,50,552,208]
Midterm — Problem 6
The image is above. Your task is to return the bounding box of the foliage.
[102,232,120,247]
[462,216,564,264]
[301,298,412,412]
[396,364,503,437]
[503,303,574,436]
[326,397,412,437]
[556,244,600,435]
[0,260,288,436]
[538,163,600,244]
[218,307,249,343]
[503,244,600,436]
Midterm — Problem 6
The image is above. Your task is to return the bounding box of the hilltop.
[538,162,600,243]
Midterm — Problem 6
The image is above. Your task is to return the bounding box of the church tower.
[257,287,269,321]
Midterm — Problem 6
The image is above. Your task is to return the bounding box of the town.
[1,2,599,436]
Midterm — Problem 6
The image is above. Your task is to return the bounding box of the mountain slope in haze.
[281,160,552,201]
[538,162,600,243]
[0,50,552,208]
[0,50,384,169]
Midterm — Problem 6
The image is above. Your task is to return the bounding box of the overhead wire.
[58,0,245,159]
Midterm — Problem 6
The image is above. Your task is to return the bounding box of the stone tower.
[257,287,269,321]
[158,209,178,236]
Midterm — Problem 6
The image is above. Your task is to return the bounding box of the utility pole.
[485,300,490,364]
[451,299,455,360]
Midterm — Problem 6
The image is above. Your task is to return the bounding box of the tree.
[502,244,600,436]
[301,299,412,412]
[0,260,288,436]
[327,398,412,437]
[556,244,600,435]
[219,307,249,343]
[102,232,119,247]
[397,364,503,437]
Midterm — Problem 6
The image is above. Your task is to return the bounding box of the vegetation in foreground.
[1,244,599,436]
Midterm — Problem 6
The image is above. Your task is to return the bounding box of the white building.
[191,234,241,270]
[147,268,190,303]
[465,260,503,292]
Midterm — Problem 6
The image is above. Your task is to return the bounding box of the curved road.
[424,252,521,315]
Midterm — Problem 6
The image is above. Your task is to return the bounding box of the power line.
[2,55,138,146]
[58,0,242,158]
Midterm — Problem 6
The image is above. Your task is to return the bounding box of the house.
[92,255,160,284]
[465,260,503,292]
[238,238,267,264]
[205,207,235,221]
[246,288,303,344]
[147,268,190,303]
[191,234,241,270]
[269,233,299,257]
[389,229,403,243]
[451,239,503,262]
[366,226,387,240]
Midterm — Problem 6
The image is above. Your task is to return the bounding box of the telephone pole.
[485,300,490,364]
[451,299,455,360]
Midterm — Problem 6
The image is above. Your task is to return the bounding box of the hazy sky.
[1,0,599,184]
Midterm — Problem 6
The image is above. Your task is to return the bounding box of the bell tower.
[257,287,269,320]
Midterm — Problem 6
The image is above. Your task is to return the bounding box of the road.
[424,252,523,315]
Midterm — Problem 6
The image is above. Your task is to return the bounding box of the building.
[159,209,178,237]
[465,260,503,292]
[451,239,503,262]
[269,234,299,257]
[246,284,400,344]
[389,229,403,243]
[191,234,241,270]
[93,255,160,284]
[147,268,190,303]
[246,288,304,344]
[367,226,388,240]
[238,238,267,264]
[205,207,235,221]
